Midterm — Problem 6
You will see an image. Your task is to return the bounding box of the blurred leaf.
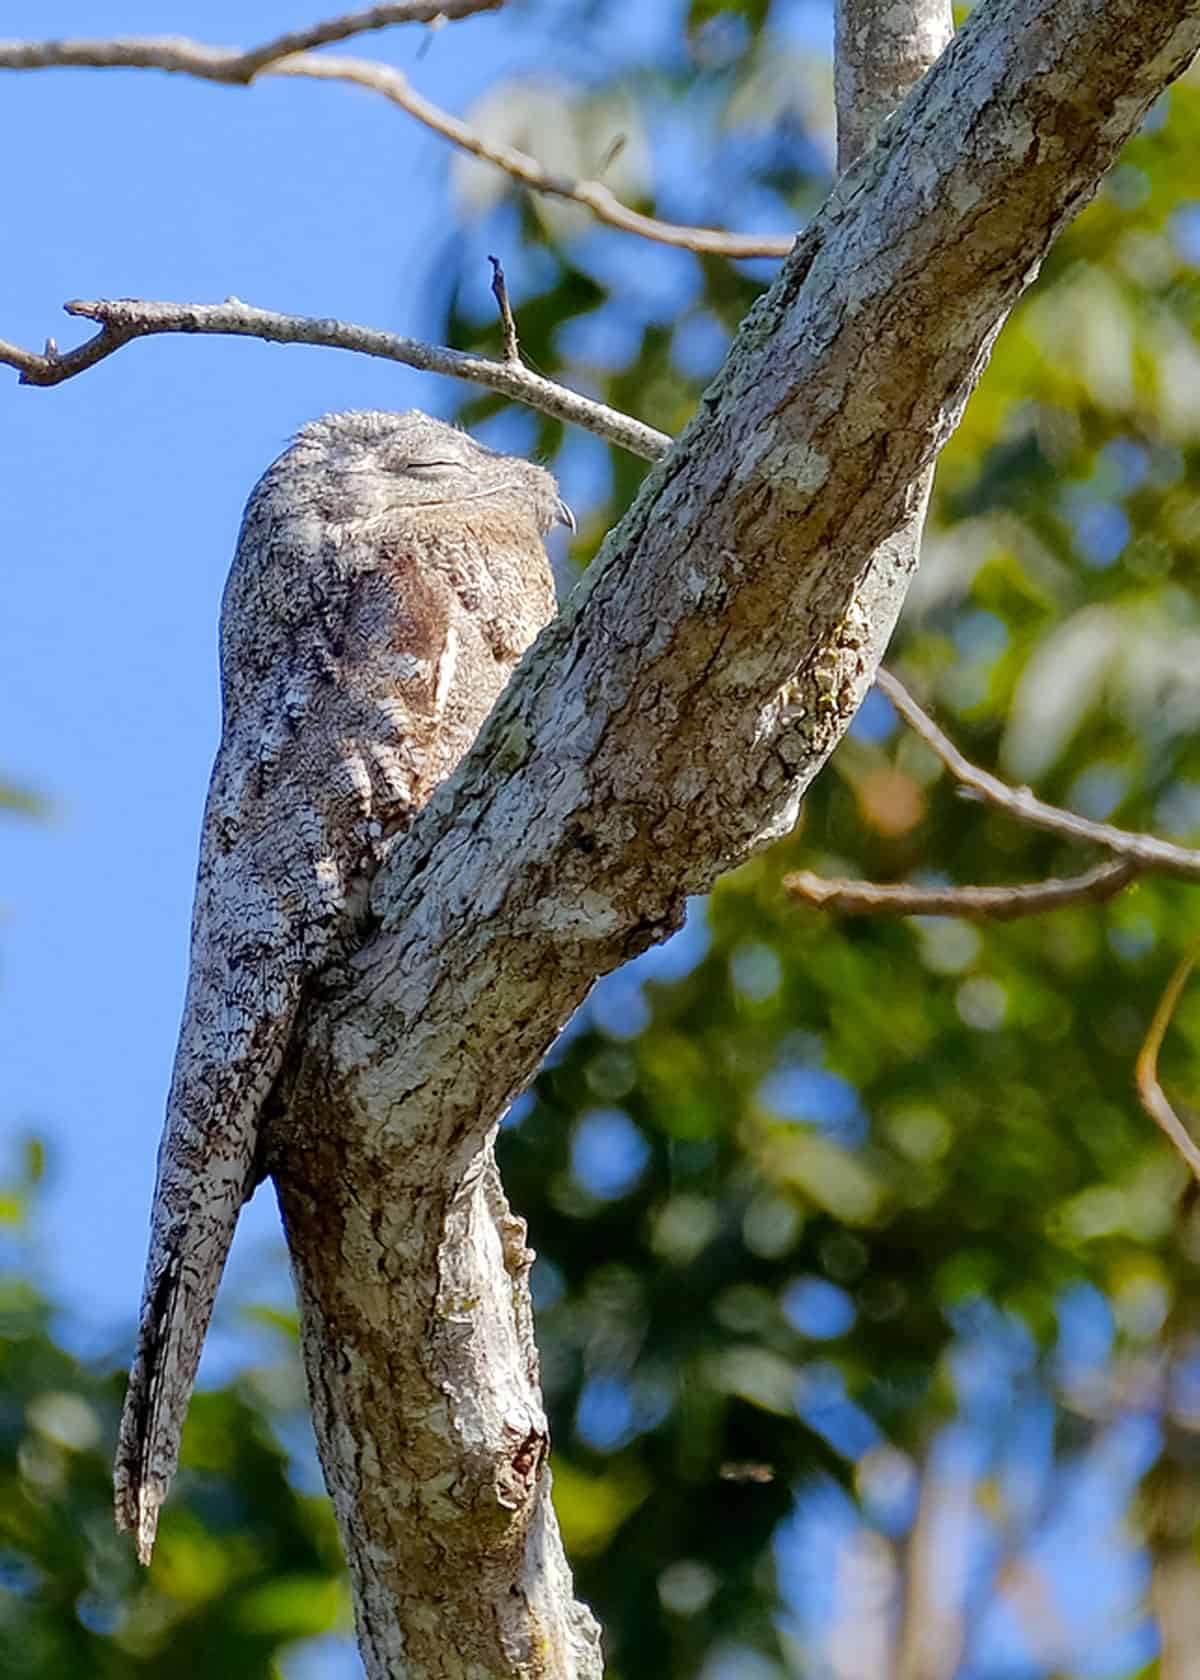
[0,779,46,819]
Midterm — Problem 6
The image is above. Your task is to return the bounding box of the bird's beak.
[556,497,577,534]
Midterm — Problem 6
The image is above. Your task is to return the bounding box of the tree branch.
[0,21,794,259]
[0,297,669,460]
[272,51,796,256]
[788,662,1200,921]
[786,861,1140,920]
[878,669,1200,879]
[0,3,503,84]
[255,3,1200,1673]
[1136,950,1200,1183]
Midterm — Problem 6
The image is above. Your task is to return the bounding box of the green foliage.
[0,1150,349,1680]
[687,0,772,42]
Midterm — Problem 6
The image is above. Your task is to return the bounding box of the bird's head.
[285,409,574,536]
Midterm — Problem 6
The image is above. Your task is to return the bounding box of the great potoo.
[114,410,569,1563]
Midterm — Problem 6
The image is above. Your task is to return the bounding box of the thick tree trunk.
[267,2,1200,1673]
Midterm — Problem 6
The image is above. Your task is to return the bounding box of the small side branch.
[793,671,1200,922]
[1136,952,1200,1183]
[0,297,669,461]
[0,3,503,84]
[232,1,504,76]
[0,26,794,259]
[277,54,795,257]
[878,669,1200,880]
[786,861,1139,920]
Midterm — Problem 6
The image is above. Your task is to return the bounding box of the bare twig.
[0,297,670,461]
[231,1,503,74]
[0,29,794,260]
[878,669,1200,880]
[1136,950,1200,1183]
[488,256,522,364]
[792,665,1200,924]
[0,4,502,84]
[785,860,1139,920]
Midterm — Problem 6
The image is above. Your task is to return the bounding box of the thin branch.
[232,1,503,75]
[791,662,1200,925]
[488,255,522,365]
[1136,950,1200,1183]
[785,861,1139,920]
[878,669,1200,880]
[0,31,794,260]
[0,297,670,461]
[274,53,795,258]
[0,4,502,85]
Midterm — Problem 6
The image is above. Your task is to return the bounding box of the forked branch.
[790,671,1200,921]
[876,670,1200,878]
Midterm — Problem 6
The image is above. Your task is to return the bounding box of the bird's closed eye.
[404,458,462,473]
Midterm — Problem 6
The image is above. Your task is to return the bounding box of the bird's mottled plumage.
[114,410,565,1561]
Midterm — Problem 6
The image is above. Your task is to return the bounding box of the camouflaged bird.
[115,410,569,1562]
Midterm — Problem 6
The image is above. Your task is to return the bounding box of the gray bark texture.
[835,0,955,172]
[831,0,953,975]
[261,1,1200,1674]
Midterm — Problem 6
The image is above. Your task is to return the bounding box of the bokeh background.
[5,1,1200,1675]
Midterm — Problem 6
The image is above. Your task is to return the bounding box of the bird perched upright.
[114,410,569,1563]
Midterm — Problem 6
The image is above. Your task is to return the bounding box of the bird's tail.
[114,1131,254,1564]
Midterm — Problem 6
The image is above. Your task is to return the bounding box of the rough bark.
[834,0,954,649]
[265,2,1200,1674]
[834,0,955,172]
